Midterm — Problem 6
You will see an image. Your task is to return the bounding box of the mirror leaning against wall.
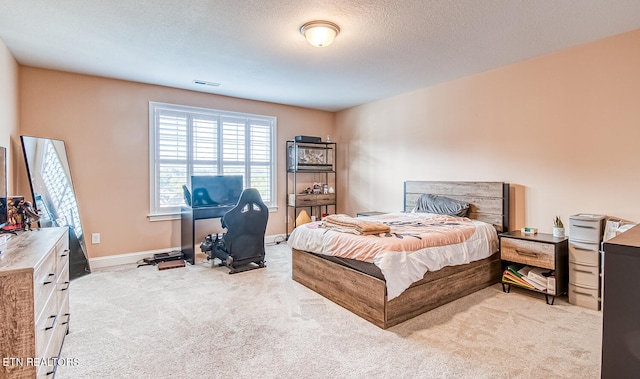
[21,135,91,280]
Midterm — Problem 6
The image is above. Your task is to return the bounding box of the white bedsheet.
[287,212,499,300]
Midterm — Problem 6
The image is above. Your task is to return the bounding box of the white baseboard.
[89,247,180,269]
[88,234,288,269]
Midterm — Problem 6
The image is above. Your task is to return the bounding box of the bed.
[288,181,510,329]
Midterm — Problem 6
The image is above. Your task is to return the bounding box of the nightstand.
[499,231,569,304]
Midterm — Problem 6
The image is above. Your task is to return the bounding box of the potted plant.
[553,216,565,238]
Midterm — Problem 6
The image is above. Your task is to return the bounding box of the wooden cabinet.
[601,224,640,378]
[499,231,568,304]
[0,228,70,379]
[285,140,336,237]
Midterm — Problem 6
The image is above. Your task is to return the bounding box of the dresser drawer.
[569,217,603,243]
[568,283,600,310]
[501,237,555,270]
[36,292,59,362]
[33,250,57,319]
[57,263,70,307]
[569,262,599,287]
[55,238,70,273]
[569,241,600,266]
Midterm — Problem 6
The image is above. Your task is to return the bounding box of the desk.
[181,205,232,264]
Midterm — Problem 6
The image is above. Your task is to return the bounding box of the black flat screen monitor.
[190,175,243,208]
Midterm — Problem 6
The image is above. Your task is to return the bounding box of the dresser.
[568,214,605,310]
[601,224,640,378]
[0,228,70,379]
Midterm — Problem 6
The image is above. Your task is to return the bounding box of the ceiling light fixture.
[300,21,340,48]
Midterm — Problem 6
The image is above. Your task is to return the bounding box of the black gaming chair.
[209,188,268,274]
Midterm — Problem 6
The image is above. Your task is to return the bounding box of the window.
[149,102,276,219]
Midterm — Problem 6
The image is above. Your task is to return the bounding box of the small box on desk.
[295,135,322,143]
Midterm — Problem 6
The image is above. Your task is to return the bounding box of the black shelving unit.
[285,140,336,238]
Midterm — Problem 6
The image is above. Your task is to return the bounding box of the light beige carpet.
[56,243,602,379]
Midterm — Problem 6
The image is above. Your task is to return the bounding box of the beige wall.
[336,29,640,233]
[18,68,334,257]
[0,38,19,193]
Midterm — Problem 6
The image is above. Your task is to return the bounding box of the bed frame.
[291,181,510,329]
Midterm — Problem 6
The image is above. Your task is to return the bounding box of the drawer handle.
[46,360,58,376]
[45,314,58,331]
[572,268,594,274]
[515,249,538,257]
[60,249,70,257]
[61,281,70,291]
[61,312,71,325]
[573,246,595,252]
[43,273,56,285]
[574,225,596,229]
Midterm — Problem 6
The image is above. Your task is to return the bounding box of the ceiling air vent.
[192,80,221,87]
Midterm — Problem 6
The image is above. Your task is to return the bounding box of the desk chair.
[203,188,268,274]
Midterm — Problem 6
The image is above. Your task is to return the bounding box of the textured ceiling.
[1,0,640,111]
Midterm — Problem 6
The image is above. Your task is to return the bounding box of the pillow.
[412,193,470,217]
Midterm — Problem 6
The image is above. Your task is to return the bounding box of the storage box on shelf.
[499,231,568,304]
[287,193,336,207]
[568,214,605,310]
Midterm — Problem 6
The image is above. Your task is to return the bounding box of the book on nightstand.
[502,270,535,290]
[514,265,549,292]
[528,267,553,287]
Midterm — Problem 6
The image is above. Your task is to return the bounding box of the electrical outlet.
[91,233,101,244]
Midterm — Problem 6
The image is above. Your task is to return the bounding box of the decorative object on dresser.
[601,224,640,377]
[567,214,605,310]
[290,181,509,329]
[553,216,565,237]
[0,228,70,379]
[285,140,336,238]
[499,230,568,304]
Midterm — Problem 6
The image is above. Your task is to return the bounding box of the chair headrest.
[236,188,264,206]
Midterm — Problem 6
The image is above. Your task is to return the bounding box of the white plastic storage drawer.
[569,262,599,287]
[568,283,600,310]
[569,214,604,243]
[569,241,600,266]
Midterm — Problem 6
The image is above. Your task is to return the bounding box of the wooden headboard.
[404,181,510,232]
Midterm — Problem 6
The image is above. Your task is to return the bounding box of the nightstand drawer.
[569,241,600,266]
[569,217,603,243]
[569,262,599,287]
[501,237,555,270]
